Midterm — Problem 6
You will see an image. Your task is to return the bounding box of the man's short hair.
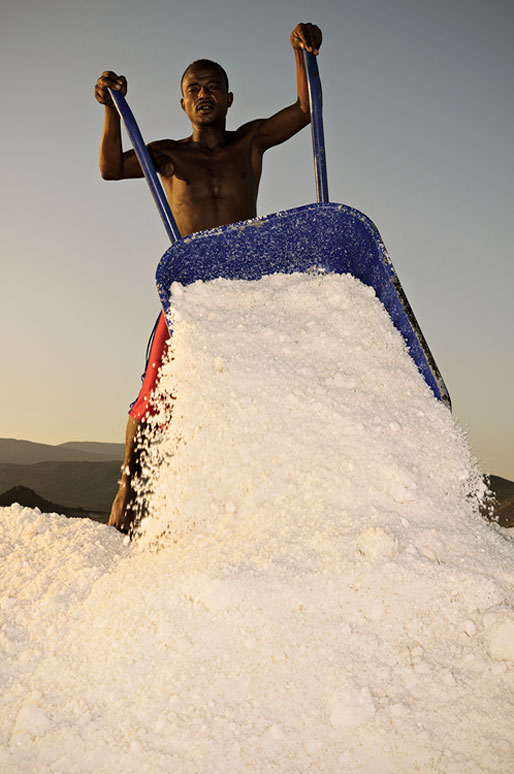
[180,60,229,95]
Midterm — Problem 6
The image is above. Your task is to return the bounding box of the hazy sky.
[1,0,513,479]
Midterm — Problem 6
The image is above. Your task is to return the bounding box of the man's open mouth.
[197,102,214,112]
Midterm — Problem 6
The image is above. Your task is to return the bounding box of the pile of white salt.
[1,271,513,773]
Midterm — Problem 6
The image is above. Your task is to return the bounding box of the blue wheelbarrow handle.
[108,88,181,244]
[303,51,329,203]
[108,51,327,239]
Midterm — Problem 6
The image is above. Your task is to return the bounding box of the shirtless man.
[95,22,322,532]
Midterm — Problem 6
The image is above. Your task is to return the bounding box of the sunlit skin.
[95,23,322,532]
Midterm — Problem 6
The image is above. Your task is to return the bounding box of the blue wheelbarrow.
[110,52,450,408]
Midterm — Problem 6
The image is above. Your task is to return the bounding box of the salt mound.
[1,272,513,773]
[137,272,486,561]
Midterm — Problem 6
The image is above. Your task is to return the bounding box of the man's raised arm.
[95,71,149,181]
[254,23,322,152]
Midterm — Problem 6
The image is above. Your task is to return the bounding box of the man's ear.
[227,92,234,108]
[180,97,185,112]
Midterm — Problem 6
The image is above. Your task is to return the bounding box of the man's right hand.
[94,71,127,108]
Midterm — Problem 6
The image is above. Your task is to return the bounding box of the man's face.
[180,63,233,127]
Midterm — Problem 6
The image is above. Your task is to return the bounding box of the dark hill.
[0,485,64,511]
[0,460,120,512]
[0,485,108,523]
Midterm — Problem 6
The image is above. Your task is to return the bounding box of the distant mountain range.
[0,438,124,465]
[0,438,512,528]
[0,438,123,516]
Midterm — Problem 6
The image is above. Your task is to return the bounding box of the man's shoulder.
[233,119,266,138]
[147,138,194,170]
[148,138,190,152]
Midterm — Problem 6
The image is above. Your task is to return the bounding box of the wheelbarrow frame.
[109,52,450,408]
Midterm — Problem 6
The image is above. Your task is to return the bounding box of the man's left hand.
[290,23,322,56]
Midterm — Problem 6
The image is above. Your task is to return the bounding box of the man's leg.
[109,415,143,533]
[109,311,171,533]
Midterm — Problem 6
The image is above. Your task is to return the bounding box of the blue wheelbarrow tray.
[155,201,450,407]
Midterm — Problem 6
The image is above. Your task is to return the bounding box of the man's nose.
[198,85,211,98]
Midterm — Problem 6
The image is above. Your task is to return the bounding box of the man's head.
[180,60,229,95]
[180,60,233,127]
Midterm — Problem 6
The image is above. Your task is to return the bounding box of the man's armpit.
[148,140,175,177]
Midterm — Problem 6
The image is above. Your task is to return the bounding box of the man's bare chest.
[161,137,257,187]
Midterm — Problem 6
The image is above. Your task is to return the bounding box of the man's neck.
[190,122,228,151]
